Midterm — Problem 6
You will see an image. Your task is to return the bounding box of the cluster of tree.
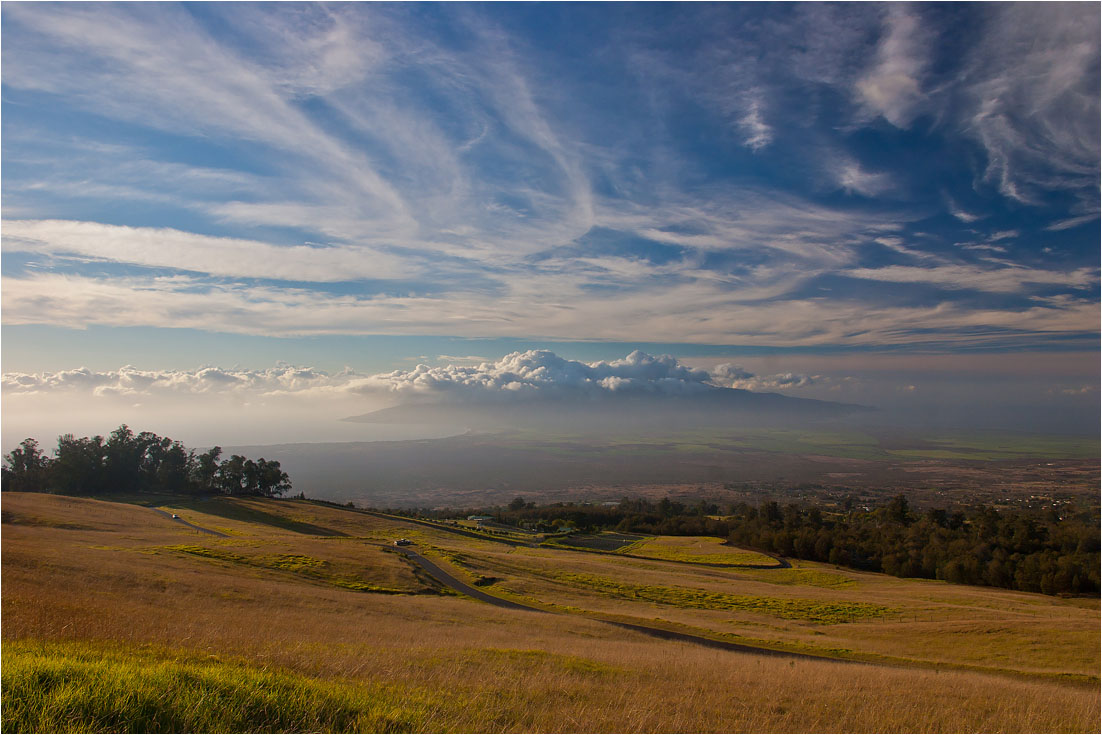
[2,426,292,497]
[416,495,729,535]
[429,494,1098,597]
[725,496,1098,596]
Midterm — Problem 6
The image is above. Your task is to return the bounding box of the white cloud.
[959,243,1008,254]
[710,364,816,391]
[1,364,347,399]
[1046,213,1100,232]
[2,351,834,407]
[604,187,912,267]
[843,264,1098,293]
[946,198,984,223]
[959,4,1100,212]
[0,2,598,261]
[738,98,773,151]
[4,270,1098,349]
[0,3,1095,358]
[1,219,414,282]
[856,6,929,127]
[358,350,716,401]
[838,161,893,198]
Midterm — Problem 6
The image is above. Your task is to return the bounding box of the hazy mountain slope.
[344,390,867,432]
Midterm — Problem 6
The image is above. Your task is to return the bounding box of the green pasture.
[1,640,432,734]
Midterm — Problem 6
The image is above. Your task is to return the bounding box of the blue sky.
[1,2,1099,445]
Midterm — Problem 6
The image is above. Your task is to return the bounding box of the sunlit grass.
[2,640,431,734]
[627,536,777,566]
[555,572,893,623]
[161,545,411,594]
[3,492,1099,733]
[735,567,856,589]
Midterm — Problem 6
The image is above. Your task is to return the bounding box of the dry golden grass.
[2,492,1099,733]
[424,534,1099,678]
[627,535,777,565]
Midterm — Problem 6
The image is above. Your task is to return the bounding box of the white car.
[171,514,179,519]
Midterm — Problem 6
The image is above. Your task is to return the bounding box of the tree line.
[2,425,292,497]
[430,494,1098,597]
[722,496,1098,596]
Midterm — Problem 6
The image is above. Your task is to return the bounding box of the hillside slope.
[2,492,1098,733]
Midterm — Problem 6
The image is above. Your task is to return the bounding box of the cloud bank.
[2,351,820,403]
[0,364,345,399]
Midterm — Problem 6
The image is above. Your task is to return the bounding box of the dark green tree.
[51,434,107,495]
[2,438,51,492]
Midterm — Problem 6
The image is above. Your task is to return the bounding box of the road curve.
[395,548,542,612]
[394,545,833,662]
[363,510,535,547]
[364,509,790,569]
[151,508,229,538]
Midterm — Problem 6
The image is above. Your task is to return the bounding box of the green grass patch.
[883,432,1099,460]
[1,640,431,733]
[736,568,856,589]
[542,533,646,553]
[557,572,892,623]
[886,449,1005,461]
[162,545,407,594]
[628,538,776,566]
[160,499,346,537]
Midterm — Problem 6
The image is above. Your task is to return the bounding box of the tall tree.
[51,434,107,495]
[192,447,222,494]
[2,438,51,492]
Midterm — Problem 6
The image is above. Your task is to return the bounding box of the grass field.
[625,536,779,566]
[3,492,1098,732]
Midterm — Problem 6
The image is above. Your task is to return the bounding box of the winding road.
[167,502,840,663]
[364,509,790,568]
[394,546,831,661]
[151,508,229,538]
[395,547,544,612]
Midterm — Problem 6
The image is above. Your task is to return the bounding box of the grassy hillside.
[2,492,1098,732]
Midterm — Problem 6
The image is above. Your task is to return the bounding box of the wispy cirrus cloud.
[1,2,1096,357]
[738,97,773,152]
[856,5,930,127]
[837,160,894,198]
[957,4,1100,218]
[1,219,415,282]
[843,264,1098,294]
[4,269,1097,350]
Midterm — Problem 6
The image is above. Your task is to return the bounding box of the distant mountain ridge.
[343,389,868,431]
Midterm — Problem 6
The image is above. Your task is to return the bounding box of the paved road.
[394,545,832,662]
[395,547,543,612]
[151,508,229,538]
[154,504,840,663]
[363,510,536,547]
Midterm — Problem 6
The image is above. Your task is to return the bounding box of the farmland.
[2,492,1098,732]
[228,427,1100,512]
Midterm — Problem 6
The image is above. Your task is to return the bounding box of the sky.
[1,2,1099,449]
